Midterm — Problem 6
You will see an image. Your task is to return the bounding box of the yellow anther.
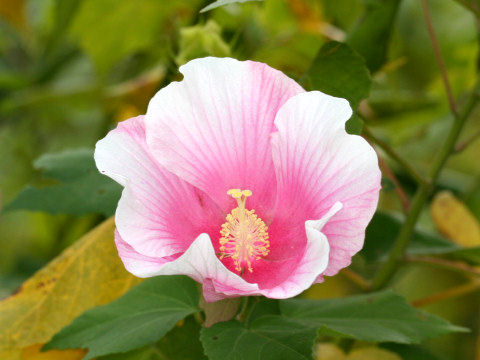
[241,190,252,197]
[227,189,242,199]
[220,190,269,274]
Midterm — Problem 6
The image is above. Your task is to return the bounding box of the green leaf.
[99,316,207,360]
[345,113,364,135]
[361,212,459,263]
[362,211,480,265]
[280,291,466,343]
[347,0,401,73]
[4,148,121,216]
[200,318,317,360]
[71,0,198,73]
[46,0,81,50]
[154,315,207,360]
[448,246,480,265]
[44,276,200,360]
[303,41,371,109]
[246,298,280,325]
[0,218,140,354]
[200,0,262,13]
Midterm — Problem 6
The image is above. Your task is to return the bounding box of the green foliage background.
[1,0,480,359]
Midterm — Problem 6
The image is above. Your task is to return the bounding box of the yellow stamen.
[219,189,270,274]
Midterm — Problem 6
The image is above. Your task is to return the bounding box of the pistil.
[219,189,270,274]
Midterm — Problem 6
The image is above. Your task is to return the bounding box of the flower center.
[219,189,270,274]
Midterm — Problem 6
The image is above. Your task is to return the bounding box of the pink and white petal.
[147,233,261,302]
[125,203,339,300]
[271,91,381,278]
[95,116,222,258]
[145,57,304,216]
[115,230,180,278]
[259,202,341,298]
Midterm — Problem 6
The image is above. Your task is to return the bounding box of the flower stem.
[371,80,480,290]
[237,296,258,324]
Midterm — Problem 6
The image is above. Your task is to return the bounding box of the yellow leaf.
[0,344,86,360]
[0,218,141,353]
[0,344,87,360]
[0,349,21,360]
[430,190,480,247]
[315,343,347,360]
[348,347,402,360]
[22,344,86,360]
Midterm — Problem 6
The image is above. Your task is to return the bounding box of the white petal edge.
[261,202,341,298]
[271,91,381,278]
[94,116,221,259]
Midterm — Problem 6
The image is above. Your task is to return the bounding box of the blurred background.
[1,0,480,359]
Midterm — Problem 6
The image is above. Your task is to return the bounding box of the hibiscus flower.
[95,57,381,302]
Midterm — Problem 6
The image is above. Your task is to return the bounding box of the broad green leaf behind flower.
[45,276,200,360]
[303,41,371,109]
[347,0,402,73]
[201,318,317,360]
[71,0,201,73]
[4,149,122,216]
[280,291,466,343]
[99,316,207,360]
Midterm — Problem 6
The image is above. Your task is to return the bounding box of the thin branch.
[371,80,480,290]
[454,127,480,153]
[405,255,480,277]
[377,156,411,212]
[412,280,480,307]
[341,269,371,291]
[362,126,427,185]
[421,0,458,115]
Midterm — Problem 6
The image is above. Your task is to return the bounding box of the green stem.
[362,126,427,186]
[371,80,480,290]
[237,296,259,324]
